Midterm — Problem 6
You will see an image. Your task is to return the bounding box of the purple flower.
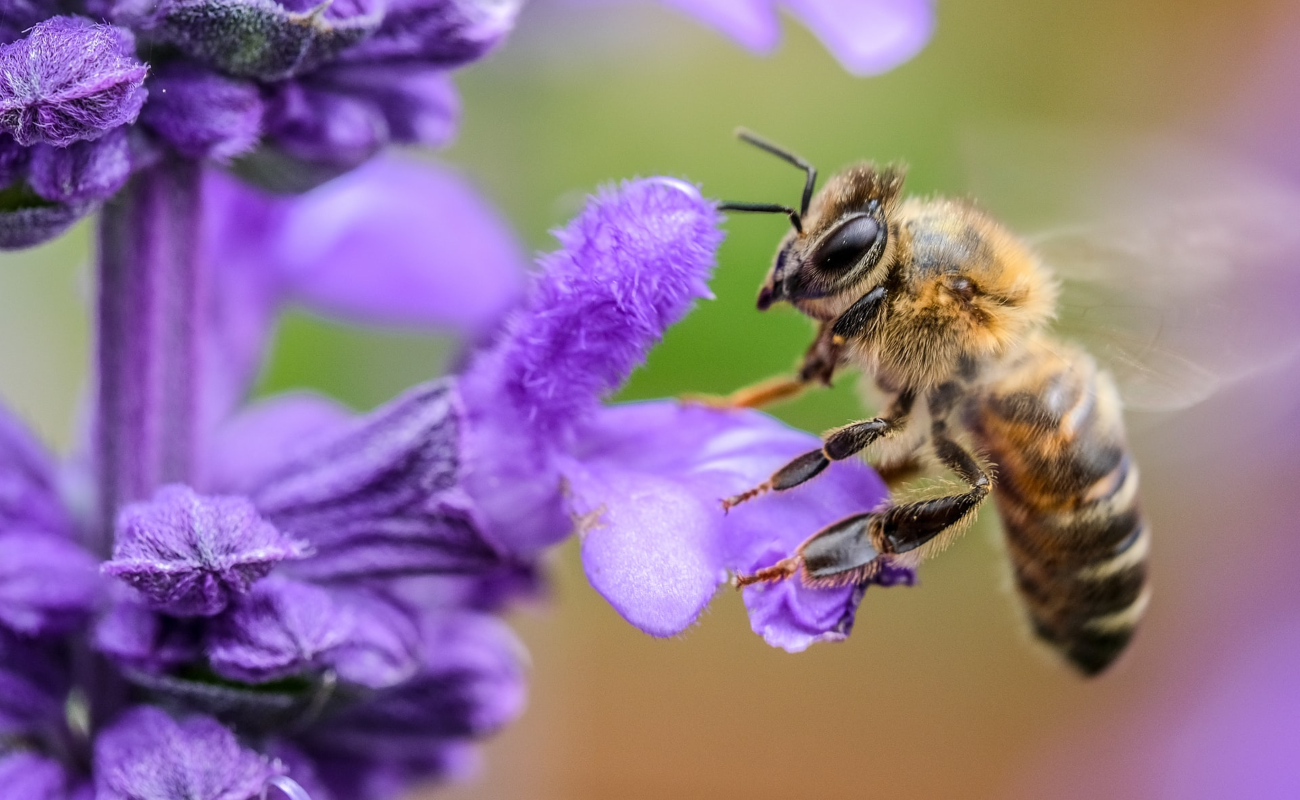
[0,752,89,800]
[103,484,309,617]
[94,705,284,800]
[460,177,723,557]
[653,0,933,76]
[0,17,147,147]
[456,177,910,649]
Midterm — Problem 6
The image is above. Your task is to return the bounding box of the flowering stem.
[93,158,204,555]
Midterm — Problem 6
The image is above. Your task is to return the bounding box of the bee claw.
[733,557,801,588]
[721,482,772,512]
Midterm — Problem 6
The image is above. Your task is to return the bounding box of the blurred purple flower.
[583,0,933,76]
[0,752,89,800]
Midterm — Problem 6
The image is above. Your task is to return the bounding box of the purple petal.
[465,177,722,438]
[0,401,72,537]
[94,591,205,673]
[250,380,504,579]
[27,126,131,203]
[304,63,460,149]
[0,0,54,42]
[104,484,310,617]
[205,392,353,495]
[150,0,383,81]
[302,611,526,758]
[94,706,281,800]
[0,629,68,736]
[206,575,350,682]
[784,0,933,75]
[262,79,386,168]
[571,401,904,647]
[656,0,780,52]
[197,168,286,427]
[0,18,146,146]
[458,178,722,557]
[0,531,100,635]
[0,752,85,800]
[140,63,263,161]
[326,588,421,688]
[264,154,525,331]
[343,0,522,65]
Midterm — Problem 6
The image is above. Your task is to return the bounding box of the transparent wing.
[966,128,1300,411]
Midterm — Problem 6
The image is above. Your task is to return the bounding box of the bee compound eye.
[812,215,882,273]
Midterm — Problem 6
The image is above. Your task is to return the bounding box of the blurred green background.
[2,0,1298,798]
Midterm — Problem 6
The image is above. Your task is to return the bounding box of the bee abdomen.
[969,339,1150,676]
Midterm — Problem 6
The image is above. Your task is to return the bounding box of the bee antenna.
[733,127,818,218]
[717,200,803,234]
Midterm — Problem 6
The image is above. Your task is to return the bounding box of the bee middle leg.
[736,388,991,587]
[722,390,915,510]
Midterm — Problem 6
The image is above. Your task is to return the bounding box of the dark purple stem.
[93,158,204,556]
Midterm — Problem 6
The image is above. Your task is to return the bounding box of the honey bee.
[714,129,1154,676]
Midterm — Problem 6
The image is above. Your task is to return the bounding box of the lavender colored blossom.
[104,484,309,616]
[0,17,147,146]
[0,402,72,537]
[94,706,284,800]
[654,0,934,76]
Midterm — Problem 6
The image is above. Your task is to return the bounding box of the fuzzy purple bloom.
[104,484,310,617]
[94,705,283,800]
[27,127,132,203]
[140,64,263,161]
[459,178,723,558]
[0,17,147,147]
[476,177,721,437]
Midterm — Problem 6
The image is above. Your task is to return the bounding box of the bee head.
[718,129,903,312]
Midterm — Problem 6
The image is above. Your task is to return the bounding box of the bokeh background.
[4,0,1300,797]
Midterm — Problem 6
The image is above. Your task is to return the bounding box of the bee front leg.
[735,388,991,588]
[722,391,915,510]
[684,322,844,410]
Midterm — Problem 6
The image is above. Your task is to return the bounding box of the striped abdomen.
[967,337,1149,676]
